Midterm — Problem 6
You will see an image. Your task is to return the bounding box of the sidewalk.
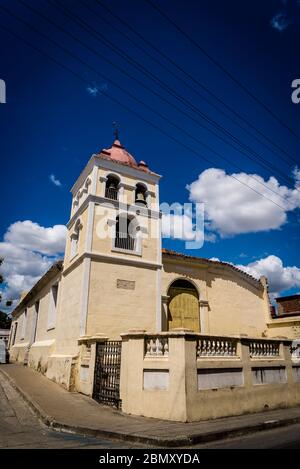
[2,364,300,447]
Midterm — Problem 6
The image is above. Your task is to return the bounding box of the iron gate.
[93,341,122,409]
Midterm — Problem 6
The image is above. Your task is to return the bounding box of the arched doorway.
[167,279,200,332]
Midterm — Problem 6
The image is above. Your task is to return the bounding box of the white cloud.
[293,167,300,188]
[239,252,248,258]
[204,232,217,243]
[0,221,67,308]
[49,174,62,187]
[162,213,197,241]
[4,221,67,255]
[270,12,292,32]
[86,82,108,97]
[86,85,99,97]
[161,203,205,248]
[237,255,300,295]
[188,168,300,238]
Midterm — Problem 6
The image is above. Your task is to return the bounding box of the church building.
[8,136,300,401]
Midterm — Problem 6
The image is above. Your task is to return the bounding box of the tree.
[0,311,11,329]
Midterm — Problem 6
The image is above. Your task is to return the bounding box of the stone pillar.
[99,176,107,197]
[240,339,252,389]
[260,275,272,327]
[120,330,146,415]
[145,191,151,207]
[76,334,108,396]
[199,300,209,333]
[282,340,293,384]
[161,295,170,331]
[118,183,125,203]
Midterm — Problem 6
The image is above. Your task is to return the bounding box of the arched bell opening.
[135,183,147,206]
[105,174,120,200]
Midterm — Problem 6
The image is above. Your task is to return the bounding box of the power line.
[145,0,300,147]
[12,0,294,202]
[0,5,289,211]
[94,0,299,167]
[41,0,300,191]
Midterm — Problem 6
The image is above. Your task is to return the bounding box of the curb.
[2,368,300,447]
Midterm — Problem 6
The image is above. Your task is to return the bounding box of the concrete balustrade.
[120,330,300,422]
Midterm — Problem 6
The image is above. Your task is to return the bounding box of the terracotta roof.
[12,261,63,317]
[98,139,153,174]
[162,249,263,288]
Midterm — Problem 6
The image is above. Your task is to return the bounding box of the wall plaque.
[117,279,135,290]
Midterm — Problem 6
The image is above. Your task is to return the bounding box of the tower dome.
[101,139,137,167]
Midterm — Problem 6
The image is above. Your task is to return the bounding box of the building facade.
[276,294,300,317]
[8,137,300,413]
[0,329,10,348]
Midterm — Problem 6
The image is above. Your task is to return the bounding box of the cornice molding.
[63,251,162,277]
[71,155,160,196]
[67,194,161,228]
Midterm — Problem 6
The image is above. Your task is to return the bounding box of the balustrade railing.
[114,236,135,251]
[249,340,280,358]
[142,334,285,361]
[105,187,118,200]
[145,337,169,357]
[197,336,238,357]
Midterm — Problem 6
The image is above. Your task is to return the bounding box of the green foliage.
[0,311,11,329]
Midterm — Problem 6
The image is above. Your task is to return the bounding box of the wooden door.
[168,287,200,332]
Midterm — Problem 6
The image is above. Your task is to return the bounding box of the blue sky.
[0,0,300,308]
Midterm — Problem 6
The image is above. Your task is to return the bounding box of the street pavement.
[2,366,300,449]
[0,372,141,449]
[194,422,300,449]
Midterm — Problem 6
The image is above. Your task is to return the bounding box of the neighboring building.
[0,329,10,348]
[276,294,300,317]
[8,136,300,405]
[0,340,6,364]
[267,294,300,339]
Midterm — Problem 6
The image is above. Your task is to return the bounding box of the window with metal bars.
[114,215,137,251]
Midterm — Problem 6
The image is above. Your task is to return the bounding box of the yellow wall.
[64,205,89,269]
[86,260,158,339]
[267,318,300,339]
[206,268,267,337]
[162,258,268,338]
[54,262,84,355]
[9,271,61,366]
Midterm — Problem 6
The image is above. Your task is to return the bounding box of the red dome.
[101,139,137,167]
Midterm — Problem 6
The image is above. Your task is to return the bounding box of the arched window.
[135,183,147,206]
[105,175,120,200]
[70,219,82,258]
[114,214,139,251]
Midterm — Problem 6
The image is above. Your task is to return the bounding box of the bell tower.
[61,135,162,341]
